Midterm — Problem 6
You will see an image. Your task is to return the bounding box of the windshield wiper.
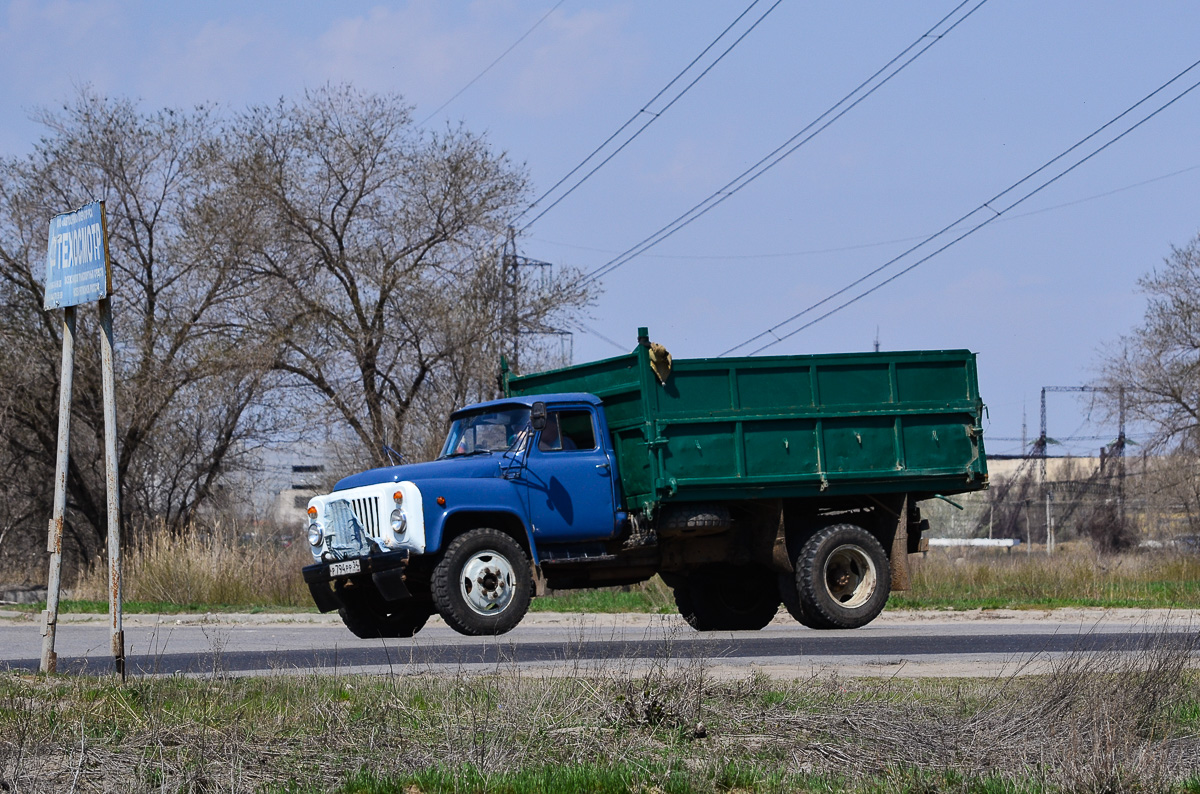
[445,449,495,458]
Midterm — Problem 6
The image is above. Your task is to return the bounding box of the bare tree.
[229,85,592,467]
[0,85,593,572]
[0,90,286,564]
[1101,234,1200,451]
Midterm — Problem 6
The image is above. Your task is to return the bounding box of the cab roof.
[450,392,601,419]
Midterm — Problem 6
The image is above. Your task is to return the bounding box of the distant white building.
[986,456,1102,482]
[214,441,341,527]
[272,463,328,526]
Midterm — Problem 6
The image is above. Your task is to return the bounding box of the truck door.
[521,407,619,543]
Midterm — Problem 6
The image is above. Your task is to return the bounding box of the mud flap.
[890,495,912,592]
[372,567,412,602]
[307,581,342,613]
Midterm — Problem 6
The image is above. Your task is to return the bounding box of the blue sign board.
[43,201,111,310]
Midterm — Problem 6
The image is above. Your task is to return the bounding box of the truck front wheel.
[335,580,433,639]
[793,524,890,629]
[673,564,781,631]
[432,528,533,636]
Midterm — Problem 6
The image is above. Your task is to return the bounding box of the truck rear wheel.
[335,580,432,639]
[673,564,781,631]
[432,528,533,636]
[777,573,836,630]
[793,524,890,630]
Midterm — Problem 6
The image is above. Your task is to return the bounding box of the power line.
[418,0,568,127]
[580,0,989,286]
[727,56,1200,357]
[516,0,781,231]
[570,320,628,352]
[990,436,1131,443]
[529,162,1200,260]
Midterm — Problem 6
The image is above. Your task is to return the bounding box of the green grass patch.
[529,587,675,614]
[530,575,677,614]
[258,762,1178,794]
[322,761,842,794]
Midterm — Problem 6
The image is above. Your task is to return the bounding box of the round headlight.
[307,522,323,547]
[390,509,407,534]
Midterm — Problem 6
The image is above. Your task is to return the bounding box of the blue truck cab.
[302,393,632,638]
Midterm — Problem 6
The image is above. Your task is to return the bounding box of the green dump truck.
[304,327,987,638]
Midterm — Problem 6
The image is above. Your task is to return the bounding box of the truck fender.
[428,506,540,564]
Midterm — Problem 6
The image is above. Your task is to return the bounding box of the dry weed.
[71,521,312,607]
[904,546,1200,608]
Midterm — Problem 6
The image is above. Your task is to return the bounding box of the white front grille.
[351,497,380,535]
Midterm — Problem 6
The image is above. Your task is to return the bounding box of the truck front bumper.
[302,550,411,613]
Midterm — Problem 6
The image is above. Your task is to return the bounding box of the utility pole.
[498,227,565,386]
[502,226,520,376]
[1039,387,1048,485]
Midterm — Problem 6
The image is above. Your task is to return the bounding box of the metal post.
[1024,499,1031,557]
[1045,491,1054,555]
[1117,386,1127,531]
[99,297,124,678]
[41,306,75,674]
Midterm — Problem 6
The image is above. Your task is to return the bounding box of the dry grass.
[0,623,1197,792]
[894,547,1200,610]
[71,523,313,608]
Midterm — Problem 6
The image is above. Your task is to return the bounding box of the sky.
[3,0,1199,459]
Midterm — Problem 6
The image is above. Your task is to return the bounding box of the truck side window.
[538,409,596,452]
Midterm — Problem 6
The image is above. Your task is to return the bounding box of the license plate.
[328,559,361,577]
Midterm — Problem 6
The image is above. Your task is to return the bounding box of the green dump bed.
[504,330,988,512]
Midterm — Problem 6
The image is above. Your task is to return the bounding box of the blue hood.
[333,455,503,491]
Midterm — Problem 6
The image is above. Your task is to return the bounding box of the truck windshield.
[440,407,531,458]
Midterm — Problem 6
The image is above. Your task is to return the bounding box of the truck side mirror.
[530,402,547,431]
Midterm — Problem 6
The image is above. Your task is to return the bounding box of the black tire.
[658,571,685,590]
[432,528,533,636]
[777,572,836,630]
[673,564,781,631]
[794,524,890,630]
[335,580,432,639]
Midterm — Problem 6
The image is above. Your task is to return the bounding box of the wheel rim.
[822,544,877,608]
[459,549,517,616]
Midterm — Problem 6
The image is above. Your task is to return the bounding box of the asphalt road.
[2,609,1197,678]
